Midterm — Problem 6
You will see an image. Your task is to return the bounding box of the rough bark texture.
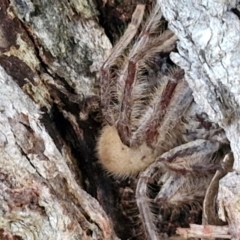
[0,70,115,239]
[0,0,118,239]
[157,0,240,239]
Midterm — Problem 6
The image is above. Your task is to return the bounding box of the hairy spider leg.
[116,4,177,147]
[155,140,220,203]
[136,166,160,240]
[136,139,220,240]
[131,70,191,149]
[99,4,145,125]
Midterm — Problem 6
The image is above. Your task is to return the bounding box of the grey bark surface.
[157,0,240,239]
[10,0,112,96]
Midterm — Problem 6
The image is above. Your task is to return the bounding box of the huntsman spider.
[96,3,227,239]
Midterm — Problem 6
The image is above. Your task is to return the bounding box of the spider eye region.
[97,125,154,177]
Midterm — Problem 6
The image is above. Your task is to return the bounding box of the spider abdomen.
[97,125,155,177]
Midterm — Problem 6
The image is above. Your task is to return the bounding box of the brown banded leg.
[136,164,161,240]
[155,140,221,206]
[99,5,145,125]
[131,73,193,149]
[116,5,177,147]
[136,139,221,240]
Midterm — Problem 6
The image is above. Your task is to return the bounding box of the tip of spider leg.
[131,4,146,27]
[96,125,155,177]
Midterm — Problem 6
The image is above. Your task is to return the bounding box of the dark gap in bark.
[44,99,134,239]
[231,8,240,19]
[94,0,154,44]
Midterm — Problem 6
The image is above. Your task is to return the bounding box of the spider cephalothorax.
[96,3,227,239]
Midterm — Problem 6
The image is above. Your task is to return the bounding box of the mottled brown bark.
[0,0,119,239]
